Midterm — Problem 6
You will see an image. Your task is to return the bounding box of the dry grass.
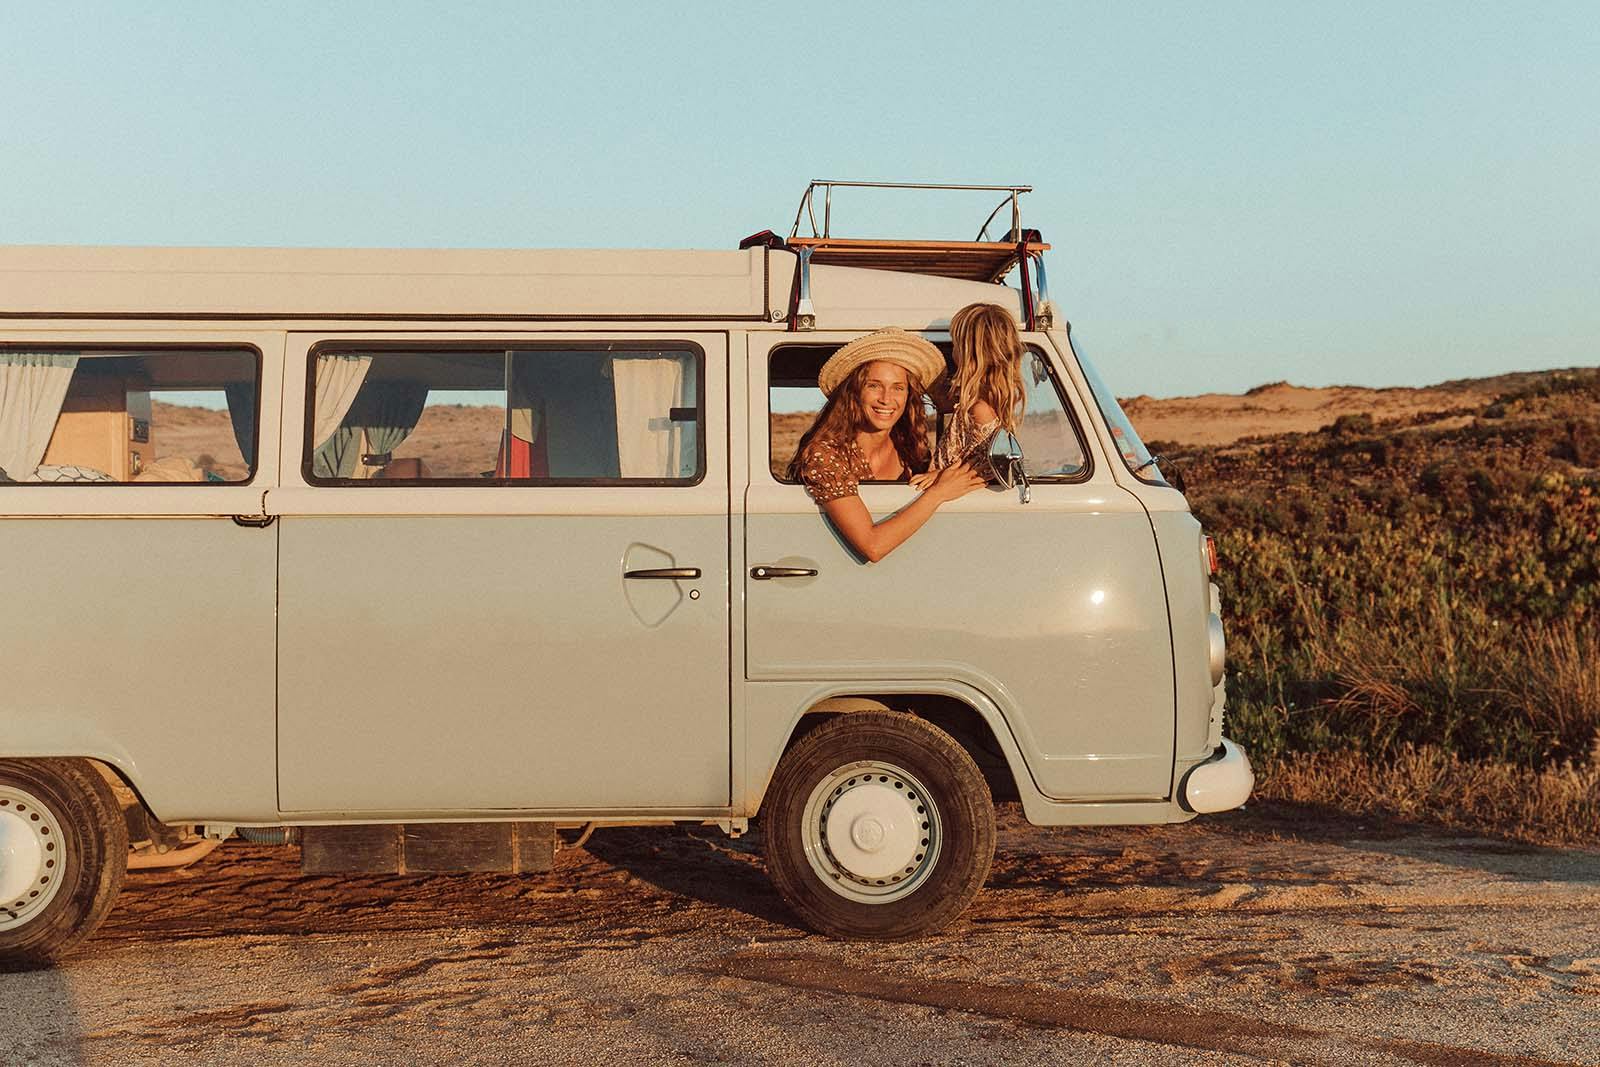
[1514,621,1600,753]
[1295,609,1600,768]
[1258,743,1600,846]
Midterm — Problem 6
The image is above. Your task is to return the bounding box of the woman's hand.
[926,461,986,503]
[908,470,937,491]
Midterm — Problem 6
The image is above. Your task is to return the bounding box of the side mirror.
[983,430,1031,504]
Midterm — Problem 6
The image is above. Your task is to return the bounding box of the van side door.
[744,332,1175,802]
[268,334,730,814]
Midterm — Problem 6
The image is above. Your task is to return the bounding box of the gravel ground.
[4,803,1597,1066]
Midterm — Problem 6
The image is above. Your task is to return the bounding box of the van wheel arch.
[774,694,1020,810]
[72,758,174,849]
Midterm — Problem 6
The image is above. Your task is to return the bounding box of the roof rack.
[778,180,1053,330]
[785,180,1050,284]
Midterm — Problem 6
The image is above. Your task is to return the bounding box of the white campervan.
[0,182,1251,961]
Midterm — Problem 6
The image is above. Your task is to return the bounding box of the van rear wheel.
[762,712,995,940]
[0,759,127,969]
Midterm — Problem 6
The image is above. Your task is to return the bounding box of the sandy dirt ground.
[4,804,1597,1067]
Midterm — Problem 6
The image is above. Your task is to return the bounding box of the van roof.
[0,245,1023,329]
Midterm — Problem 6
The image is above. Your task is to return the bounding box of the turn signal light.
[1204,536,1218,576]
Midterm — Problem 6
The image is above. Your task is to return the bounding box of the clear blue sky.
[3,2,1595,397]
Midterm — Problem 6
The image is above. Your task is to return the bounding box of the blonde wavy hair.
[949,303,1025,432]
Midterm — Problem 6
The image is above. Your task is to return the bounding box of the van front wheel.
[0,759,127,969]
[762,712,995,940]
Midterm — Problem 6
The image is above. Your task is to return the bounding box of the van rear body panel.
[0,518,276,820]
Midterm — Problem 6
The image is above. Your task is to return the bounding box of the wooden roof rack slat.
[784,180,1047,283]
[786,236,1051,284]
[778,179,1055,330]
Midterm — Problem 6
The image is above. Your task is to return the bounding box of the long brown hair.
[787,361,931,480]
[949,302,1025,432]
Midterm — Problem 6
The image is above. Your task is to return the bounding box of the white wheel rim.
[0,785,68,932]
[800,760,942,905]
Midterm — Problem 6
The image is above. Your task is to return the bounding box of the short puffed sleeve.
[800,439,861,503]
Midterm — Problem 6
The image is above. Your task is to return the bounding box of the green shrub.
[1183,372,1600,792]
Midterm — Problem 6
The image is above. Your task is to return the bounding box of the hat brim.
[817,329,946,397]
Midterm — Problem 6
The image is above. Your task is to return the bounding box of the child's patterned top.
[931,407,1001,470]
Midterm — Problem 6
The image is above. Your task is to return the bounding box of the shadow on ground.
[583,825,802,931]
[1223,800,1600,885]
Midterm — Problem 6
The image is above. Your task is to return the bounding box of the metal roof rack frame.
[783,180,1052,330]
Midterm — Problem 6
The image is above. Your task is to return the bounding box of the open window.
[767,342,1087,483]
[768,343,940,482]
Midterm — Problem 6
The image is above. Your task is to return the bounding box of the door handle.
[750,566,818,580]
[624,567,701,580]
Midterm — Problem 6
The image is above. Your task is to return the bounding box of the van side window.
[305,346,703,485]
[0,348,259,484]
[768,343,940,482]
[768,343,1087,483]
[1014,349,1090,480]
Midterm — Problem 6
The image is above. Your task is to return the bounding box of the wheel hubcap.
[801,760,942,904]
[825,782,921,880]
[0,786,67,932]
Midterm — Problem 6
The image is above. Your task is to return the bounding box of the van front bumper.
[1180,738,1254,813]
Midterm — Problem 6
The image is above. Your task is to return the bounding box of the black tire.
[0,759,128,969]
[761,711,995,940]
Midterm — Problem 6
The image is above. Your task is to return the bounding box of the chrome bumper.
[1181,738,1254,814]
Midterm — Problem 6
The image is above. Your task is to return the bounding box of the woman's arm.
[821,463,985,563]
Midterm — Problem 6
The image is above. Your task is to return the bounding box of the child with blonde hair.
[911,302,1026,488]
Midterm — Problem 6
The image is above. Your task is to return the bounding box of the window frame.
[766,340,1094,486]
[300,339,709,489]
[0,341,264,488]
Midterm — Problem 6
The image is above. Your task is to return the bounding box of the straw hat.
[817,329,945,397]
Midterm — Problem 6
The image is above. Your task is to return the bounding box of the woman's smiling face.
[857,360,911,432]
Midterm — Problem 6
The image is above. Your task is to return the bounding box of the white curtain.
[611,356,690,478]
[312,354,372,450]
[0,353,79,480]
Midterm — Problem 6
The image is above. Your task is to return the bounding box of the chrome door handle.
[750,566,818,580]
[623,567,701,580]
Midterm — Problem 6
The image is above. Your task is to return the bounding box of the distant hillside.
[1118,369,1591,448]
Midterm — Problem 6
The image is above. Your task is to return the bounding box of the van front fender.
[743,680,1196,828]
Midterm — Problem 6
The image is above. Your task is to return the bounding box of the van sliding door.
[269,335,731,815]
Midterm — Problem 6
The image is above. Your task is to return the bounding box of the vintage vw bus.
[0,182,1251,961]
